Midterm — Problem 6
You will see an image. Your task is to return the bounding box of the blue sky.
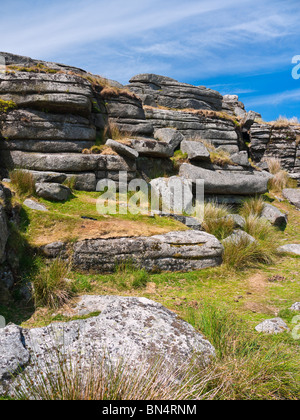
[1,0,300,121]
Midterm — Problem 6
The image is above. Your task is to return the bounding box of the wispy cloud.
[246,89,300,107]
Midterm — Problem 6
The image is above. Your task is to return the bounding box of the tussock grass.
[239,196,265,218]
[9,169,36,197]
[203,201,235,240]
[264,158,296,192]
[222,235,276,270]
[32,259,74,309]
[198,140,233,167]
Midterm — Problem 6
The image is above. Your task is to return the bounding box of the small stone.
[255,318,289,334]
[23,199,48,212]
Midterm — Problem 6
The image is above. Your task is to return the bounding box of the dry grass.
[202,201,235,240]
[239,196,265,218]
[9,169,36,197]
[198,140,234,167]
[32,258,74,309]
[266,157,282,175]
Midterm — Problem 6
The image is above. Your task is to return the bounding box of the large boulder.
[72,230,223,273]
[179,163,271,195]
[2,297,215,397]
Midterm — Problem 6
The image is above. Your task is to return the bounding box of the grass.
[264,157,297,192]
[202,201,235,240]
[31,258,74,309]
[239,196,265,218]
[197,140,234,167]
[9,169,36,197]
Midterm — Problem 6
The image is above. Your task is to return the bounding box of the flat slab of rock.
[179,163,271,195]
[180,140,210,161]
[35,183,71,202]
[255,318,289,334]
[261,203,288,227]
[277,244,300,255]
[106,139,139,159]
[72,230,223,273]
[23,199,48,212]
[282,189,300,209]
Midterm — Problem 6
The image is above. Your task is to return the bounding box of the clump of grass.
[266,157,282,175]
[239,196,265,218]
[222,235,276,270]
[102,121,132,142]
[198,140,233,167]
[264,157,296,192]
[9,169,36,197]
[32,258,74,309]
[114,260,148,290]
[243,214,278,242]
[12,348,217,401]
[203,201,235,240]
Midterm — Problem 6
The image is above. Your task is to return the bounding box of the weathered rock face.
[0,296,215,396]
[0,72,93,116]
[128,73,223,111]
[250,122,300,181]
[143,107,241,153]
[72,230,223,273]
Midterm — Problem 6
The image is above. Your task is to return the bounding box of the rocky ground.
[0,52,299,400]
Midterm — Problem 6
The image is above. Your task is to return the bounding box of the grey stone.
[40,241,66,258]
[65,173,97,192]
[130,138,175,158]
[0,72,93,116]
[230,151,251,167]
[35,183,71,202]
[282,189,300,209]
[106,139,139,159]
[2,151,105,172]
[22,170,67,184]
[150,176,194,214]
[261,203,288,227]
[0,325,30,394]
[255,318,289,334]
[23,199,48,212]
[222,230,256,245]
[179,163,271,195]
[6,296,215,397]
[290,302,300,312]
[154,128,184,150]
[72,230,223,273]
[180,140,210,161]
[277,244,300,255]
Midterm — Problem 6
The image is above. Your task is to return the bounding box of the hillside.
[0,52,299,400]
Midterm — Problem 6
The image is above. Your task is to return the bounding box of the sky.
[0,0,300,121]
